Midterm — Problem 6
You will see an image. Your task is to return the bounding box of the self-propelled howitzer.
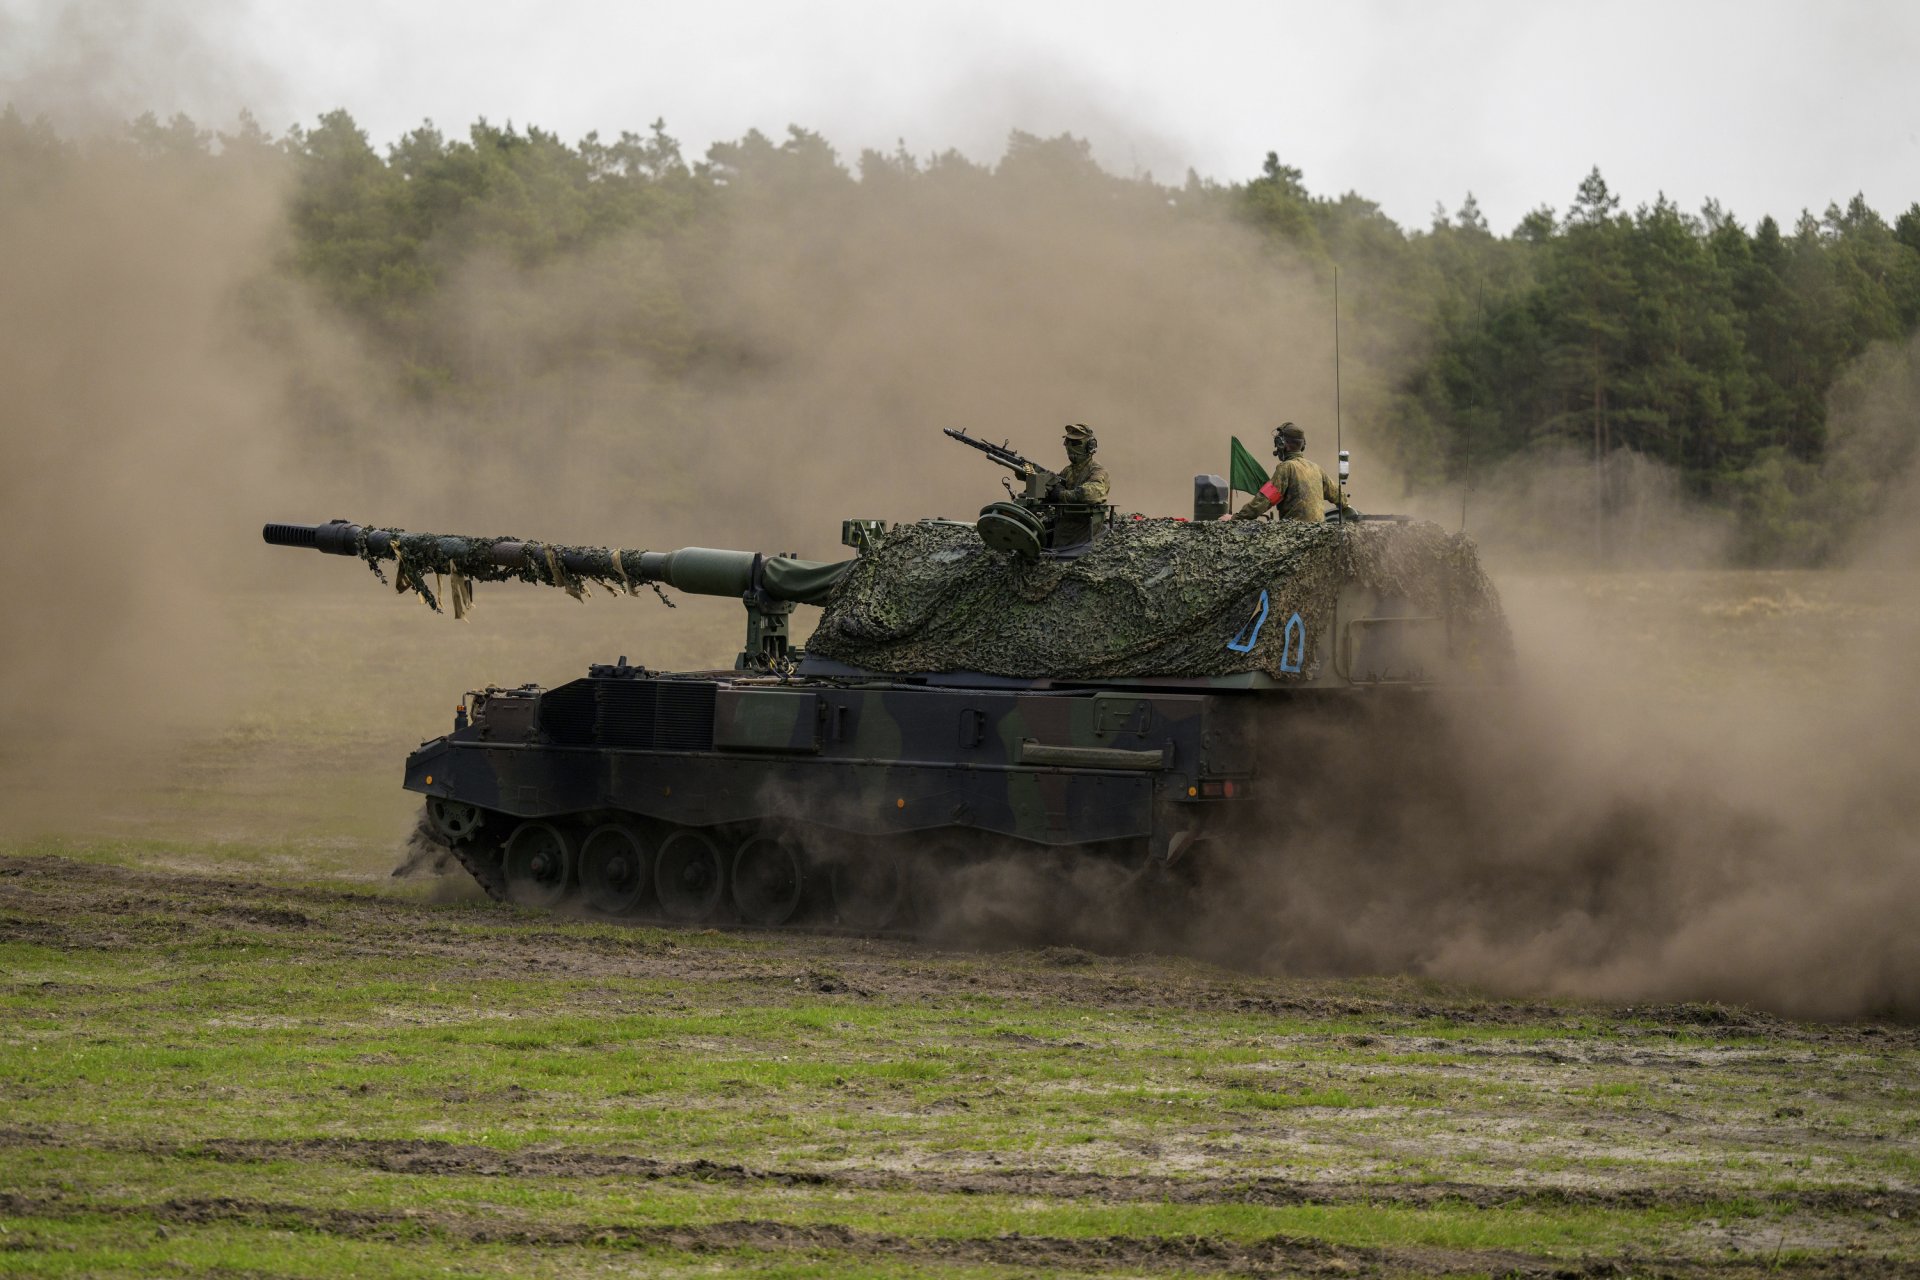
[262,500,1510,930]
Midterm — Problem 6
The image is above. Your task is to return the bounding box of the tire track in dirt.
[4,1130,1916,1218]
[1,1190,1892,1278]
[6,854,1915,1045]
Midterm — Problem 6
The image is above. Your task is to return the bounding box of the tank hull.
[404,668,1310,925]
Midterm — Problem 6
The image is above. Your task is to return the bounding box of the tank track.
[447,834,508,901]
[396,804,1177,942]
[399,805,507,900]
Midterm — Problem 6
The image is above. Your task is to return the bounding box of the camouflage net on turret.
[806,517,1510,680]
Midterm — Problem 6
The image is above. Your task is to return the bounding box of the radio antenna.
[1334,266,1349,527]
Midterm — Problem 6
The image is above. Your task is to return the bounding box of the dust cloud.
[1201,336,1920,1020]
[0,134,291,749]
[1453,445,1738,570]
[386,168,1353,553]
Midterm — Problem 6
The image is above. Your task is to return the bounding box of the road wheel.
[731,836,809,926]
[655,829,726,922]
[830,851,904,931]
[579,823,653,916]
[502,821,574,909]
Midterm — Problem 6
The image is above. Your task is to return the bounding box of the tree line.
[6,105,1917,563]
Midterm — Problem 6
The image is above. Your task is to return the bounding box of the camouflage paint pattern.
[407,677,1243,850]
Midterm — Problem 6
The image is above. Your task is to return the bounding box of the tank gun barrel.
[261,520,848,605]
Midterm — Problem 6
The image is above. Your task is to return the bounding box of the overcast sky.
[4,0,1916,233]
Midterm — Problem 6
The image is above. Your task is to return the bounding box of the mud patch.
[3,1188,1910,1276]
[0,1191,1748,1277]
[3,1132,1911,1220]
[183,1138,1920,1215]
[215,904,313,928]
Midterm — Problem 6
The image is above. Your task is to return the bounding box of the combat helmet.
[1273,421,1305,458]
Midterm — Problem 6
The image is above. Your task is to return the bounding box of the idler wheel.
[579,824,653,916]
[426,797,483,843]
[976,501,1044,562]
[502,821,574,909]
[731,836,809,926]
[830,852,905,931]
[654,830,726,922]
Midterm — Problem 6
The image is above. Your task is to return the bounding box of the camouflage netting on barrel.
[356,530,672,617]
[806,517,1510,680]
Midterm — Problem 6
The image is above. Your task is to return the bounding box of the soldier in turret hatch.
[1022,422,1110,504]
[1229,421,1359,523]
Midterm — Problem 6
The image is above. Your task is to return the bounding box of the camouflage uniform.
[1232,455,1349,523]
[1054,456,1111,504]
[1047,423,1110,505]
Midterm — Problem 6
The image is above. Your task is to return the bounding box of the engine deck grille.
[653,681,717,751]
[596,681,658,748]
[534,683,596,745]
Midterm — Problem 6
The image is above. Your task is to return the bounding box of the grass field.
[5,849,1917,1277]
[2,573,1917,1276]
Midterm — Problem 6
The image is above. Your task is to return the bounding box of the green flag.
[1229,436,1269,494]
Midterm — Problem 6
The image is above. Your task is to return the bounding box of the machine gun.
[942,428,1058,502]
[942,428,1112,562]
[261,520,852,671]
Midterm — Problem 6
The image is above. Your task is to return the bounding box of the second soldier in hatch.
[1230,422,1359,523]
[1023,422,1110,505]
